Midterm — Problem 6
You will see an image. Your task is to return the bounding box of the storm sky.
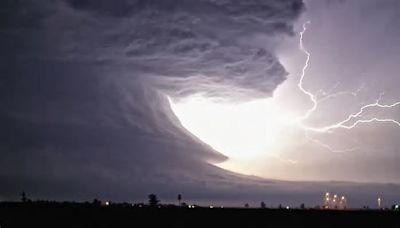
[1,0,400,207]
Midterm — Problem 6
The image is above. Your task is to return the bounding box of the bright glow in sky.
[169,96,297,161]
[168,17,400,180]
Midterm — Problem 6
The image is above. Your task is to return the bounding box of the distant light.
[139,204,142,208]
[221,206,224,208]
[286,206,290,209]
[395,205,399,210]
[325,192,330,196]
[341,196,345,200]
[209,205,214,209]
[105,201,110,206]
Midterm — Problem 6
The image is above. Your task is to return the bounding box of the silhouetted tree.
[278,204,283,209]
[21,191,27,202]
[300,203,305,209]
[178,194,182,206]
[244,203,249,208]
[92,198,102,206]
[148,194,159,207]
[260,201,266,208]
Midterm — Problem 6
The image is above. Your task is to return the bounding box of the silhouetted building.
[148,194,159,207]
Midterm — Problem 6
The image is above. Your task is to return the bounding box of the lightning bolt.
[296,21,400,152]
[297,21,316,122]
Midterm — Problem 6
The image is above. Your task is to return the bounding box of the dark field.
[0,202,399,227]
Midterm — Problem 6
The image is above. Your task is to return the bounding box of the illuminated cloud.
[2,0,400,207]
[0,0,306,201]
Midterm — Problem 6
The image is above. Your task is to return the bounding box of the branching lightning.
[296,21,400,152]
[316,83,364,104]
[304,131,358,153]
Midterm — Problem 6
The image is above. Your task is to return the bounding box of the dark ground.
[0,202,399,227]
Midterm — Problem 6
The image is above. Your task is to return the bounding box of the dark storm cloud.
[12,0,394,205]
[63,0,303,100]
[1,0,303,101]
